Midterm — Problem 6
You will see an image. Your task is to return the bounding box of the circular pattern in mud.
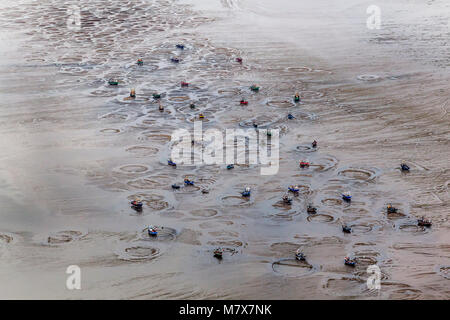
[338,167,379,181]
[322,198,343,206]
[116,245,161,262]
[307,214,335,223]
[265,99,295,108]
[272,258,316,278]
[100,128,121,134]
[322,276,367,297]
[357,74,381,82]
[309,156,339,172]
[295,144,317,153]
[189,208,219,218]
[398,224,428,234]
[44,230,86,246]
[126,146,159,156]
[118,165,149,173]
[349,224,373,234]
[221,195,253,207]
[128,194,169,211]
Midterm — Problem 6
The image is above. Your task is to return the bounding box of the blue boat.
[342,192,352,202]
[176,44,185,50]
[168,160,176,166]
[288,186,299,192]
[241,187,251,197]
[227,164,234,170]
[184,179,194,186]
[171,57,180,63]
[344,257,356,267]
[342,225,352,233]
[400,163,410,171]
[148,226,158,236]
[295,252,306,261]
[171,184,180,189]
[288,114,295,120]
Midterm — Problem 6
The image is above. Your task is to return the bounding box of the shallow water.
[0,0,448,299]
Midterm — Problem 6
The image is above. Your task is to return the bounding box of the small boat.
[342,192,352,202]
[294,93,300,102]
[236,57,243,63]
[184,178,194,186]
[312,140,317,148]
[387,204,398,214]
[417,217,432,227]
[344,257,356,267]
[131,200,143,210]
[201,189,209,194]
[199,113,205,119]
[176,44,185,50]
[287,114,295,120]
[171,184,180,189]
[282,195,292,205]
[148,226,158,236]
[250,85,260,92]
[241,187,251,197]
[226,164,234,170]
[288,185,300,193]
[158,104,164,111]
[167,159,177,167]
[214,248,223,259]
[240,99,248,105]
[253,123,258,128]
[267,130,272,137]
[129,89,136,98]
[108,79,119,86]
[170,57,180,63]
[299,161,310,168]
[400,163,410,171]
[153,93,161,99]
[295,250,306,261]
[342,225,352,233]
[189,103,196,109]
[137,59,144,66]
[181,81,189,87]
[307,205,317,214]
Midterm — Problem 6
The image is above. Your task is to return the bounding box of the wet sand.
[0,0,448,299]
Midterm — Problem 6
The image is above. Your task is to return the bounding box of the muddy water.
[0,0,448,299]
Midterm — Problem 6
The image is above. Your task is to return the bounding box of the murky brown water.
[0,0,448,299]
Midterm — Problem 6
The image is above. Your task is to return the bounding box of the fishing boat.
[299,161,310,168]
[167,159,177,167]
[137,59,144,66]
[417,217,432,227]
[108,79,119,86]
[344,257,356,267]
[241,187,251,197]
[148,226,158,236]
[250,85,260,92]
[342,192,352,202]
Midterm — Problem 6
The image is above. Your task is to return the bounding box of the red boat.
[299,161,310,168]
[240,100,248,105]
[181,81,189,87]
[236,57,242,63]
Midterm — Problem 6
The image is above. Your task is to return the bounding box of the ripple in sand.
[307,214,334,223]
[266,99,295,108]
[189,208,218,218]
[295,144,317,153]
[115,245,161,262]
[338,167,379,181]
[357,74,381,82]
[126,146,159,156]
[272,258,316,277]
[44,230,86,246]
[118,165,149,173]
[221,195,253,207]
[322,198,343,206]
[100,128,120,134]
[322,276,367,297]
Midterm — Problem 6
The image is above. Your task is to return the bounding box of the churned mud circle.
[272,258,317,277]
